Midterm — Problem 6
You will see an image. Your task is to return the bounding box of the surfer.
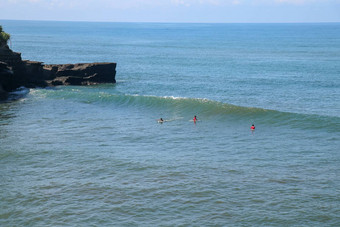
[158,118,164,123]
[193,115,197,123]
[250,124,255,131]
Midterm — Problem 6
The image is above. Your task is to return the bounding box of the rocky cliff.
[0,45,116,100]
[44,62,117,86]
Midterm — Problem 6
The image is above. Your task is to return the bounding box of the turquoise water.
[0,20,340,226]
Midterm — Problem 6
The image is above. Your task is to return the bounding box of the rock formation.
[0,61,13,100]
[0,44,116,100]
[44,62,117,86]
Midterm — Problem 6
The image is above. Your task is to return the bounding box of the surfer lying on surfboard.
[157,117,184,123]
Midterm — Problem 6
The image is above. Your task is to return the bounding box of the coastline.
[0,44,116,101]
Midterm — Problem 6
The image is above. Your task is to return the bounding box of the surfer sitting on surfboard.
[250,124,255,130]
[193,115,197,123]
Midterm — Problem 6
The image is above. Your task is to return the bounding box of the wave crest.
[37,88,340,132]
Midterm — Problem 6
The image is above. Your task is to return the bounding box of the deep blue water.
[0,20,339,226]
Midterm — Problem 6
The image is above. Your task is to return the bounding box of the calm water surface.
[0,20,339,226]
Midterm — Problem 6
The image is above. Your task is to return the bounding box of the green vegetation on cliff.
[0,26,11,46]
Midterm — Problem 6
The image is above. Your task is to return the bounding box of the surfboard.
[157,119,170,123]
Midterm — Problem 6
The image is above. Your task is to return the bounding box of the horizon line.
[1,18,340,24]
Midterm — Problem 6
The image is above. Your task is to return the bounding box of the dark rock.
[0,61,13,100]
[0,87,7,100]
[44,62,116,86]
[0,82,8,100]
[51,80,64,86]
[0,45,117,100]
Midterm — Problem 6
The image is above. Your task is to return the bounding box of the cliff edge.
[0,44,116,100]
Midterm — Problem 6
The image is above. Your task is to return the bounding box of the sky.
[0,0,340,23]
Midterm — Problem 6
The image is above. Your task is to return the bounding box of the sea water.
[0,20,339,226]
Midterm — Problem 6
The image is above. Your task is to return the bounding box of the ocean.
[0,20,339,226]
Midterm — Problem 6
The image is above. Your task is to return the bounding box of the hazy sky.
[1,0,340,23]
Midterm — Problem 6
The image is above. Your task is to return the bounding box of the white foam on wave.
[8,87,30,101]
[9,86,29,95]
